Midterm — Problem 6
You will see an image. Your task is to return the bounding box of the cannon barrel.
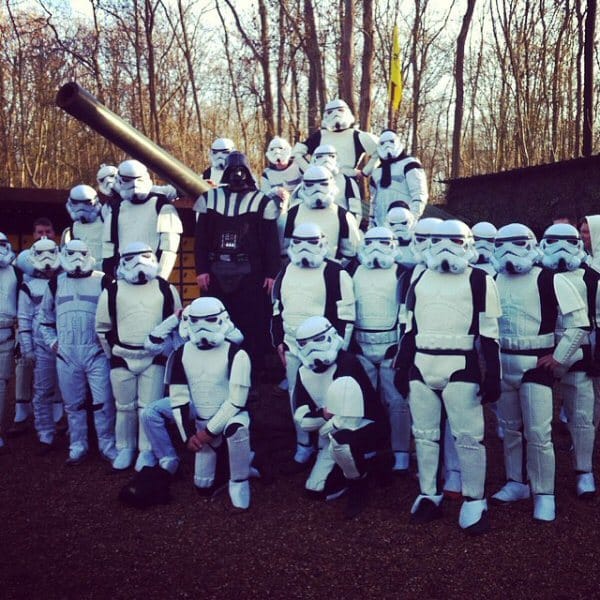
[56,82,210,198]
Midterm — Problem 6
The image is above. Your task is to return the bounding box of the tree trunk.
[339,0,355,112]
[582,0,596,155]
[359,0,374,131]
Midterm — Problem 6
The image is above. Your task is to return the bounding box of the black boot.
[119,466,173,508]
[344,475,369,519]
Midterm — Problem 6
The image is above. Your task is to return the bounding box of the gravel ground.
[3,385,600,599]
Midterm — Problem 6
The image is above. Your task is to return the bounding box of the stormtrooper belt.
[500,333,554,352]
[355,328,397,345]
[209,253,249,263]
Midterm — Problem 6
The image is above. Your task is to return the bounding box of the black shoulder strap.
[468,268,487,335]
[110,199,121,250]
[284,204,300,239]
[334,207,350,259]
[323,260,342,331]
[48,277,58,299]
[344,176,354,202]
[582,266,598,328]
[106,280,120,345]
[227,342,241,378]
[353,130,365,162]
[157,277,175,319]
[154,195,170,214]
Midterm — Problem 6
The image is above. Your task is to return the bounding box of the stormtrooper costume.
[384,207,418,268]
[202,138,235,185]
[18,238,62,449]
[260,136,301,260]
[61,184,105,271]
[0,235,20,449]
[369,130,428,226]
[271,223,355,466]
[291,144,363,223]
[292,99,379,179]
[293,316,390,518]
[470,222,497,277]
[102,159,183,279]
[539,224,598,498]
[349,227,410,472]
[491,223,589,522]
[96,242,182,471]
[39,240,116,465]
[394,220,502,535]
[138,297,252,509]
[283,166,361,264]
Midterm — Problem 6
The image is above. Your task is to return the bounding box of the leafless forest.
[0,0,598,199]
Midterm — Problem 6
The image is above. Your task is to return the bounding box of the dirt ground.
[3,383,600,600]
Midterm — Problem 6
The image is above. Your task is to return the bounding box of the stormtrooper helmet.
[266,137,291,167]
[117,159,153,203]
[540,223,585,271]
[210,138,235,170]
[288,222,329,268]
[471,221,497,264]
[61,239,95,276]
[300,166,336,209]
[0,233,15,268]
[311,144,339,176]
[187,297,233,348]
[410,217,442,264]
[322,99,354,132]
[358,227,397,269]
[96,164,118,196]
[29,238,60,275]
[325,376,364,419]
[493,223,539,274]
[377,130,404,160]
[66,184,101,224]
[118,242,159,284]
[385,207,415,245]
[295,316,343,372]
[427,220,473,274]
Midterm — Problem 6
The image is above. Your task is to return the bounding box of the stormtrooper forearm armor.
[205,382,249,437]
[291,142,310,172]
[145,313,181,354]
[554,327,589,365]
[294,404,326,432]
[38,290,58,350]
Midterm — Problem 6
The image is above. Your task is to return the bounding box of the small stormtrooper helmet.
[210,138,235,170]
[117,242,159,284]
[300,166,336,210]
[410,217,442,265]
[61,239,95,277]
[187,297,234,348]
[540,223,585,272]
[116,159,153,203]
[266,137,292,168]
[96,164,118,196]
[296,315,343,372]
[385,207,415,245]
[377,130,404,160]
[325,376,364,419]
[0,233,15,268]
[493,223,539,274]
[288,222,329,268]
[66,184,101,224]
[29,237,60,276]
[426,220,474,274]
[358,227,397,269]
[322,99,354,132]
[311,144,340,176]
[471,221,497,264]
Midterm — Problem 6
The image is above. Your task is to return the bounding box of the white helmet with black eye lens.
[540,223,585,271]
[288,222,329,268]
[117,242,158,284]
[61,239,95,276]
[295,316,343,372]
[493,223,538,274]
[426,220,473,274]
[358,227,397,269]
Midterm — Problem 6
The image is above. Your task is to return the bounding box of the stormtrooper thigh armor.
[193,412,251,489]
[498,354,554,495]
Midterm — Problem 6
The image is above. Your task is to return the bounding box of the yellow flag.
[389,25,403,111]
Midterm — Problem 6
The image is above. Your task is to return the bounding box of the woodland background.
[0,0,598,201]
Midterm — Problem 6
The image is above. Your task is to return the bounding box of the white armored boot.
[576,472,596,499]
[491,481,531,504]
[533,494,556,522]
[459,498,490,535]
[228,480,250,510]
[410,494,443,523]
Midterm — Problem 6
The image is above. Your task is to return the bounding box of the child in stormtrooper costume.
[289,144,363,224]
[61,184,105,271]
[539,224,598,498]
[470,222,497,277]
[491,224,589,521]
[369,130,428,226]
[96,242,182,471]
[349,227,410,472]
[394,220,502,535]
[271,222,355,469]
[0,234,20,450]
[132,297,252,510]
[292,99,378,181]
[102,159,182,279]
[384,207,418,269]
[18,238,62,452]
[202,138,235,186]
[293,316,391,518]
[283,165,361,264]
[39,240,116,465]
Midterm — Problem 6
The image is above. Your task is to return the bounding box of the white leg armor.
[14,355,33,422]
[194,440,220,488]
[285,350,313,461]
[305,436,336,493]
[110,366,138,457]
[329,435,360,480]
[224,411,251,484]
[57,357,89,455]
[32,343,58,444]
[408,380,442,497]
[87,353,116,460]
[560,371,595,473]
[0,339,13,440]
[443,421,462,495]
[498,384,526,485]
[135,364,165,470]
[379,361,411,457]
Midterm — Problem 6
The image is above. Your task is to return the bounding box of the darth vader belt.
[208,252,249,263]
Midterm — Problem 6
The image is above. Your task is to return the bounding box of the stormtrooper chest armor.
[294,204,342,258]
[353,265,398,331]
[0,267,18,325]
[298,363,337,409]
[72,220,104,269]
[117,197,161,252]
[319,129,359,171]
